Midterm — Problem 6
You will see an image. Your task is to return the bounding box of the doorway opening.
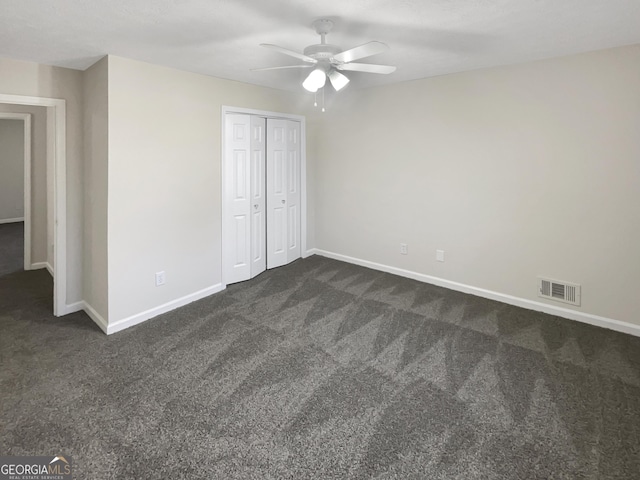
[0,94,67,316]
[0,113,30,275]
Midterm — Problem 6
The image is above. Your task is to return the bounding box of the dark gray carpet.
[1,256,639,479]
[0,221,23,276]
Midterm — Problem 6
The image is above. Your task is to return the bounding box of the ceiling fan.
[253,18,396,94]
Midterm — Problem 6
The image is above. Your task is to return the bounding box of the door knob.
[254,204,258,209]
[281,199,286,204]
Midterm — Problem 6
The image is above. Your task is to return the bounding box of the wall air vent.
[538,277,581,306]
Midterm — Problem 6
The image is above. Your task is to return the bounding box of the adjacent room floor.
[1,255,639,478]
[0,221,23,277]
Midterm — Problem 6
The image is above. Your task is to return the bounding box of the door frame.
[221,106,308,287]
[0,94,66,316]
[0,112,31,270]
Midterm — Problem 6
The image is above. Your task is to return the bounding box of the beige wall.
[0,56,84,303]
[106,56,307,324]
[0,105,48,265]
[304,114,321,250]
[82,57,109,319]
[4,43,637,331]
[314,44,640,326]
[0,119,24,221]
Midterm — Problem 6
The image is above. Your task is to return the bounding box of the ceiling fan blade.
[251,65,314,72]
[333,41,389,63]
[260,44,317,64]
[336,63,396,74]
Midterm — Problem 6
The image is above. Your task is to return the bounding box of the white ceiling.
[2,0,640,92]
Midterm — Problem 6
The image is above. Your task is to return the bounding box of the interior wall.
[314,44,640,326]
[106,55,307,324]
[82,57,109,320]
[304,115,320,251]
[0,56,84,304]
[0,104,48,265]
[0,119,24,221]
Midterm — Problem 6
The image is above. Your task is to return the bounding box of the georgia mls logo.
[49,456,70,471]
[0,455,72,480]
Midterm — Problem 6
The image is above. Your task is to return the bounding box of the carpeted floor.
[1,256,639,479]
[0,221,23,276]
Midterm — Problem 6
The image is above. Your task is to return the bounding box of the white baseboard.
[61,284,226,335]
[82,301,109,334]
[0,217,24,224]
[30,261,53,275]
[62,301,84,315]
[105,283,226,335]
[312,249,640,338]
[60,301,108,334]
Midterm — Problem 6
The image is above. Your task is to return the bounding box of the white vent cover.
[538,277,581,306]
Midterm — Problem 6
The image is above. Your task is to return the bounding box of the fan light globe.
[303,68,326,92]
[328,70,350,91]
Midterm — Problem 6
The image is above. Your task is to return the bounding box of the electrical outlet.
[155,271,166,286]
[436,250,445,262]
[400,243,408,255]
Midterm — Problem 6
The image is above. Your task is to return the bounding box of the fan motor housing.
[303,44,341,60]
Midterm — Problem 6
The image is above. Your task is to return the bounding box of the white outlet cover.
[436,250,445,262]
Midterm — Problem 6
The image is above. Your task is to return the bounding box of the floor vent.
[538,277,581,306]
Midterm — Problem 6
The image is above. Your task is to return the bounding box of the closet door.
[224,114,251,284]
[250,116,266,278]
[266,119,288,269]
[225,114,302,283]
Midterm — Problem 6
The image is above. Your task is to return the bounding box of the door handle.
[254,204,259,209]
[281,199,286,204]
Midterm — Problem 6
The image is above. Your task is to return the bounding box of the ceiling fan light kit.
[254,18,396,110]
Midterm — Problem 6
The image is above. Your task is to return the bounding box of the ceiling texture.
[2,0,640,92]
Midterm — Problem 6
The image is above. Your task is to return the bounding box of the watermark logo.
[0,455,72,480]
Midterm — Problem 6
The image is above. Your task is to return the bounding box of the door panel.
[286,120,301,262]
[251,210,263,265]
[274,150,285,194]
[274,207,285,253]
[226,114,302,281]
[224,114,251,284]
[267,119,288,269]
[234,215,247,266]
[250,116,266,278]
[288,204,297,249]
[234,151,246,199]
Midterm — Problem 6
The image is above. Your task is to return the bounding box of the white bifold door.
[266,119,301,269]
[224,114,301,285]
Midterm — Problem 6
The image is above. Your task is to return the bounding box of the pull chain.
[322,87,326,112]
